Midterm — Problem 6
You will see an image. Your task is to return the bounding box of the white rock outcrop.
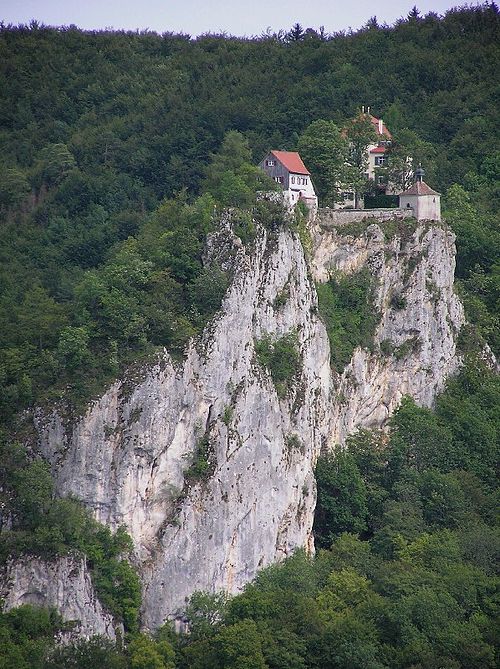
[0,555,119,640]
[311,218,464,443]
[8,213,464,633]
[35,224,331,629]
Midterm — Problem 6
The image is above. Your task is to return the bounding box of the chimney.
[378,118,383,134]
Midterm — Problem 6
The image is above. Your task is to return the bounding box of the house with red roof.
[366,111,392,184]
[259,150,318,211]
[340,107,396,208]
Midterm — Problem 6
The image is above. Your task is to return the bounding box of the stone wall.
[317,207,413,227]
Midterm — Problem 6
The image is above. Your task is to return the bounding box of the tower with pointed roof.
[399,166,441,221]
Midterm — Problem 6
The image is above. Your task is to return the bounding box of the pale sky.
[0,0,478,37]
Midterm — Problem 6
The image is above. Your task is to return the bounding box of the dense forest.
[0,3,499,668]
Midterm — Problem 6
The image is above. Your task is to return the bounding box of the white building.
[399,167,441,221]
[338,109,395,209]
[259,150,318,211]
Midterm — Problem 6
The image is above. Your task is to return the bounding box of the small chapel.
[399,166,441,221]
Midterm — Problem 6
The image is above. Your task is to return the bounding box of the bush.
[316,268,378,370]
[255,332,300,398]
[185,435,216,484]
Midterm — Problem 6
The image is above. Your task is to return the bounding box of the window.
[274,176,283,184]
[377,176,385,184]
[266,159,276,166]
[342,192,354,199]
[375,156,387,166]
[304,177,308,185]
[291,176,295,184]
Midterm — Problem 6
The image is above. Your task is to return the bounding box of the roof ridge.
[270,150,310,175]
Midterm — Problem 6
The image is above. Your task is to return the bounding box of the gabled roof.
[270,150,310,175]
[368,114,392,139]
[401,180,440,196]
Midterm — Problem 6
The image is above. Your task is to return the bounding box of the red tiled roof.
[368,114,392,139]
[271,150,310,175]
[401,180,440,196]
[370,146,387,154]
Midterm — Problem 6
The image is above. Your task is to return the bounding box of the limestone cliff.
[6,211,464,633]
[34,221,332,630]
[0,555,120,640]
[311,214,463,443]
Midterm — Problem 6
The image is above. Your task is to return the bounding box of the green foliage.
[212,619,268,669]
[222,405,233,426]
[188,264,229,321]
[184,591,228,642]
[0,606,65,669]
[386,128,437,192]
[128,634,176,669]
[344,113,378,207]
[57,326,91,370]
[203,131,277,208]
[254,331,300,398]
[0,439,141,632]
[443,182,500,356]
[314,450,368,549]
[44,636,127,669]
[37,143,76,186]
[184,435,216,484]
[297,120,349,204]
[316,268,378,370]
[0,166,30,208]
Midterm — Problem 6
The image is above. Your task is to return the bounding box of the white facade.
[285,172,318,210]
[259,151,318,213]
[399,175,441,222]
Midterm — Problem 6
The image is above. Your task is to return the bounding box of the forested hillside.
[0,4,499,668]
[1,3,498,424]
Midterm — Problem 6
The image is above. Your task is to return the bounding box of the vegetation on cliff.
[0,3,498,425]
[3,359,496,668]
[0,3,498,667]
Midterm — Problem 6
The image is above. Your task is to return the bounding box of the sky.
[0,0,475,37]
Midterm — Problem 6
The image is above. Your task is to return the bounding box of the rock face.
[15,213,463,632]
[311,217,464,443]
[0,555,119,640]
[35,223,332,630]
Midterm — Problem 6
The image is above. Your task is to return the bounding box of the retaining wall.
[316,207,413,228]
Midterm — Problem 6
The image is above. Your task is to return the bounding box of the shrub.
[255,332,300,398]
[316,268,378,370]
[185,435,216,484]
